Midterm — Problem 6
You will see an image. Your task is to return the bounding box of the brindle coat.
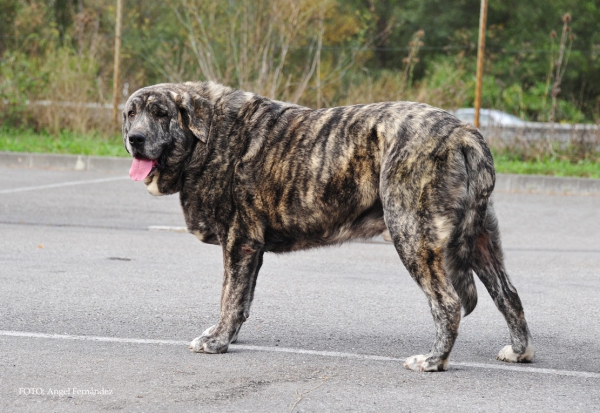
[122,81,534,372]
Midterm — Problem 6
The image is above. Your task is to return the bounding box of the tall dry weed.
[32,48,110,135]
[170,0,333,103]
[340,57,470,109]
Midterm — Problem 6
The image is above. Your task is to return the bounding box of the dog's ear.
[172,92,213,143]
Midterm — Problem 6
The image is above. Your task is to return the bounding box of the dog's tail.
[443,125,495,316]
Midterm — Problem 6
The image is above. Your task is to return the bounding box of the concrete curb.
[494,173,600,196]
[1,151,599,195]
[0,151,131,173]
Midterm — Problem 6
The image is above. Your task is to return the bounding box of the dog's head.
[122,84,213,195]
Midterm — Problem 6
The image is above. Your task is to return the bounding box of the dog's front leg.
[189,239,264,354]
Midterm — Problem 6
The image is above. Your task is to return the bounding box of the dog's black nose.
[128,132,146,147]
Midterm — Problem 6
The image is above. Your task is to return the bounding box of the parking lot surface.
[1,166,599,412]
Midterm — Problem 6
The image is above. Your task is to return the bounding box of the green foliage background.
[0,0,599,133]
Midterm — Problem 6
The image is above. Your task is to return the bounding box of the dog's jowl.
[123,81,534,372]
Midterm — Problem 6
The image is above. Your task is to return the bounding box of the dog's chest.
[179,178,230,245]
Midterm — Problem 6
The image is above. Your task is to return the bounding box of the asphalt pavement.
[1,166,599,412]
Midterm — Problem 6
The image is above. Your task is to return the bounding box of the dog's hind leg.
[381,134,480,372]
[387,214,461,372]
[383,183,462,373]
[189,234,264,354]
[472,204,534,362]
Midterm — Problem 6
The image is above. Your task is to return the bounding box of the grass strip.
[492,153,600,179]
[0,128,126,157]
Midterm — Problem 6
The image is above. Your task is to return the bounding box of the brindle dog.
[123,81,534,372]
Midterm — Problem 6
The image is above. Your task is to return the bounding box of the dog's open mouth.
[129,158,158,181]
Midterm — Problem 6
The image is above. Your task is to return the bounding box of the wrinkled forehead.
[125,88,171,110]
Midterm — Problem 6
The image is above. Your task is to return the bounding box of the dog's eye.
[128,111,135,118]
[154,110,167,118]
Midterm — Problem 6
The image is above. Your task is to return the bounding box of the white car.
[452,108,525,127]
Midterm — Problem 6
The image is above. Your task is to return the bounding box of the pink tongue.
[129,159,157,181]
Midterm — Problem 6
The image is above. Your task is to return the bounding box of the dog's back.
[210,96,482,252]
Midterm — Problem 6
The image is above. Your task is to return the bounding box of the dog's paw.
[403,354,448,372]
[496,343,535,363]
[188,325,230,354]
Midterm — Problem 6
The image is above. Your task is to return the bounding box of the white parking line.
[0,176,129,194]
[1,330,598,379]
[148,226,188,233]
